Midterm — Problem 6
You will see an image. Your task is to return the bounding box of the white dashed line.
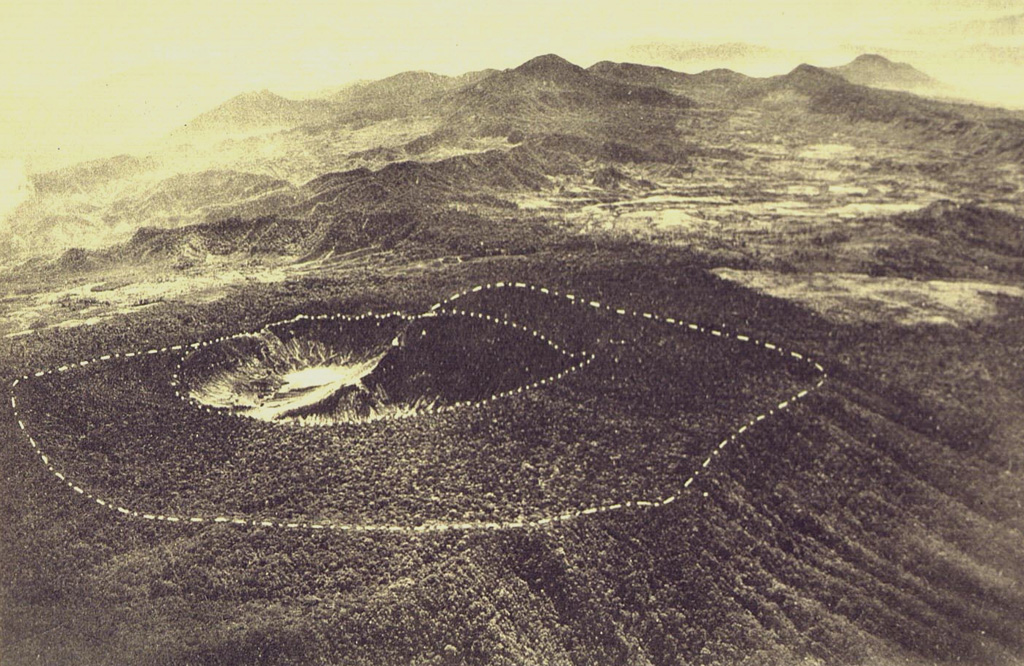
[10,281,826,534]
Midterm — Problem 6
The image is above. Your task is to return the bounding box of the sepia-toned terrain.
[2,52,1024,665]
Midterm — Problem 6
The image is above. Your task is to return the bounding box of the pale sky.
[2,0,1023,176]
[3,0,1015,90]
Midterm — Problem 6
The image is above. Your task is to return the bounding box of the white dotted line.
[8,281,827,533]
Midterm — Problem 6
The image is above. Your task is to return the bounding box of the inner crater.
[179,311,580,424]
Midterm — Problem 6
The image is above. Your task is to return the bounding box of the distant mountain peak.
[588,60,678,76]
[789,63,833,77]
[235,89,285,101]
[698,68,747,79]
[843,53,926,76]
[328,69,493,110]
[829,54,938,91]
[517,53,576,68]
[379,70,450,84]
[783,64,845,85]
[770,64,849,95]
[852,53,893,64]
[183,88,335,132]
[513,54,586,80]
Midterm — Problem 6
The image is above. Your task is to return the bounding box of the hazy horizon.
[2,0,1023,192]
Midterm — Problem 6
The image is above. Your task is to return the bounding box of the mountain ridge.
[6,52,1024,265]
[182,89,341,132]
